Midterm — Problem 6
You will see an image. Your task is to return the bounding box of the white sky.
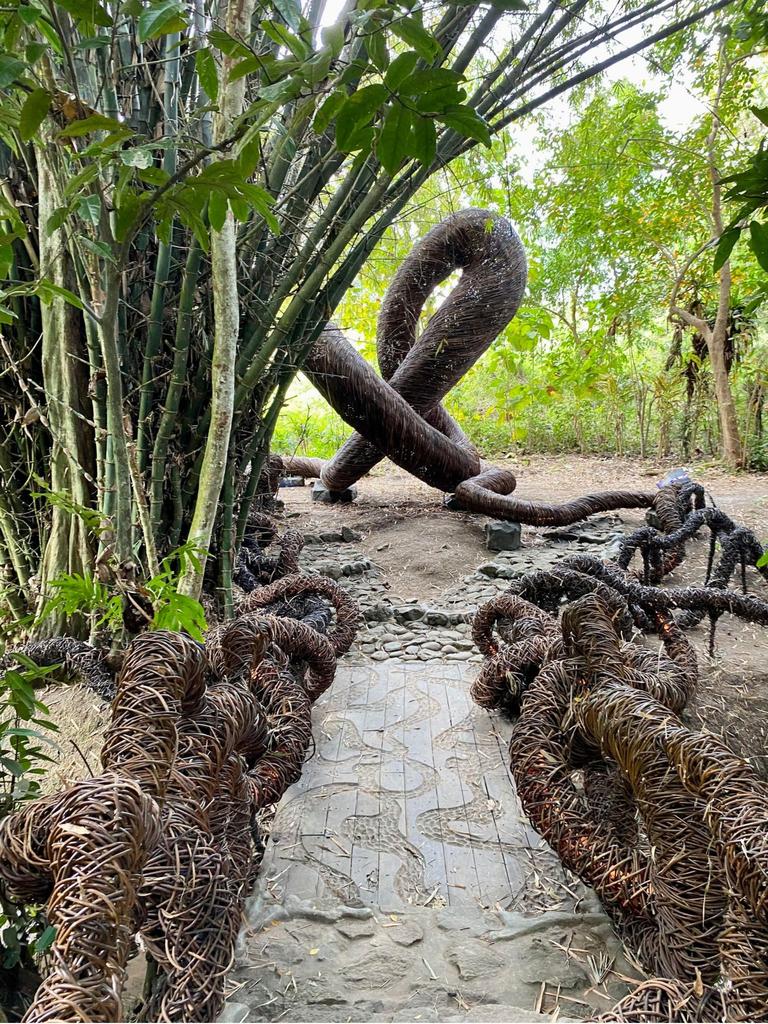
[319,0,708,135]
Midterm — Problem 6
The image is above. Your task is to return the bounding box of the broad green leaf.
[114,191,142,242]
[25,42,48,62]
[751,105,768,128]
[335,83,386,151]
[77,235,114,261]
[195,46,218,102]
[365,27,388,70]
[137,0,188,42]
[19,88,51,142]
[450,0,527,6]
[437,104,491,146]
[208,190,228,232]
[400,67,462,96]
[384,50,418,91]
[73,35,111,49]
[33,926,56,954]
[409,114,436,167]
[259,75,302,102]
[138,166,170,185]
[260,20,309,60]
[208,28,251,59]
[314,90,345,134]
[272,0,301,31]
[54,0,112,26]
[712,226,740,272]
[120,146,154,168]
[46,206,71,236]
[18,5,42,24]
[390,16,441,63]
[58,113,129,137]
[377,103,413,175]
[77,193,100,227]
[36,279,86,311]
[748,220,768,273]
[0,56,25,89]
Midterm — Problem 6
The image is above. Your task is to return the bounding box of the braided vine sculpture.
[471,484,768,1021]
[0,524,360,1023]
[280,209,657,526]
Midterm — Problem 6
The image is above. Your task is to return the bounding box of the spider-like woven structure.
[280,209,658,526]
[470,488,768,1022]
[0,522,361,1023]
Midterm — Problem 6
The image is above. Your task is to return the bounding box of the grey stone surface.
[311,481,358,504]
[225,659,639,1023]
[485,521,522,552]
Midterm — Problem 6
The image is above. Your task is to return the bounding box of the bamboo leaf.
[260,20,309,60]
[35,279,86,311]
[748,219,768,273]
[208,28,251,59]
[271,0,301,31]
[376,103,413,176]
[208,190,228,232]
[314,90,345,134]
[45,206,71,235]
[54,0,112,26]
[137,0,188,42]
[409,114,436,167]
[384,51,418,91]
[58,113,129,138]
[712,226,740,272]
[19,87,51,141]
[0,55,25,89]
[33,926,56,954]
[195,46,218,102]
[335,83,386,151]
[321,21,346,58]
[390,16,441,63]
[437,104,491,146]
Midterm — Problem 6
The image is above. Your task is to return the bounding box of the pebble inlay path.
[220,520,641,1023]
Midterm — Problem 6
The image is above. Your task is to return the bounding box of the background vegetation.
[277,19,768,469]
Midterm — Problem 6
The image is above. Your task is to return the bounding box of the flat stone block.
[484,520,522,552]
[279,475,305,487]
[312,481,358,504]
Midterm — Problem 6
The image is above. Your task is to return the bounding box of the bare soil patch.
[283,454,768,775]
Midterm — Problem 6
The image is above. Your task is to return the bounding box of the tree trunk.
[35,148,93,635]
[177,0,255,601]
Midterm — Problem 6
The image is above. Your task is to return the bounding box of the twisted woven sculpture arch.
[0,547,361,1022]
[470,488,768,1021]
[281,209,656,526]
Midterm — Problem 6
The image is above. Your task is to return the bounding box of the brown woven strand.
[0,561,360,1022]
[280,209,657,526]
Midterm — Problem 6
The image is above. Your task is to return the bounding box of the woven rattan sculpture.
[0,522,361,1022]
[280,209,657,526]
[471,485,768,1021]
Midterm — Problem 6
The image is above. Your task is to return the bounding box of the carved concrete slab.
[263,658,568,914]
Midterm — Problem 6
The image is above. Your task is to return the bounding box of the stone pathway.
[222,657,640,1022]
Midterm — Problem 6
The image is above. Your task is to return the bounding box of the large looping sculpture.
[281,209,656,526]
[0,523,361,1023]
[471,482,768,1022]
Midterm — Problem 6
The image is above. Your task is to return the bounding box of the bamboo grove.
[0,0,739,634]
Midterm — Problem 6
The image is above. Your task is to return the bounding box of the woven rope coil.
[471,490,768,1022]
[0,538,360,1022]
[279,209,657,527]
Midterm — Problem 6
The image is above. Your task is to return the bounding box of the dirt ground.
[40,453,768,789]
[282,453,768,778]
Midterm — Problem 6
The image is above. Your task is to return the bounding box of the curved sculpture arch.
[282,208,656,526]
